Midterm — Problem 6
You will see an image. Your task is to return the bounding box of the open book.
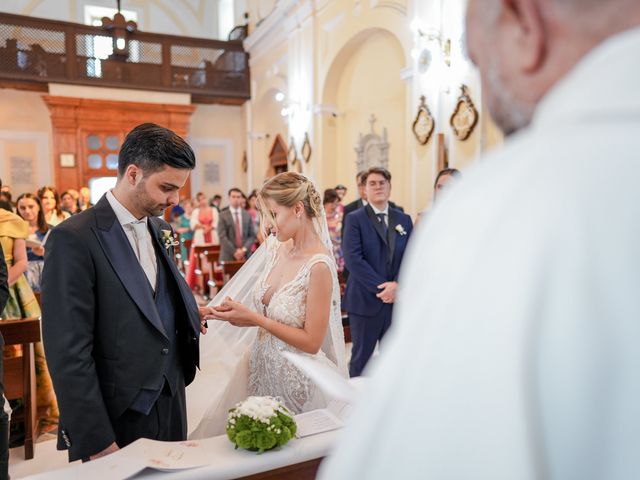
[27,439,210,480]
[25,231,51,249]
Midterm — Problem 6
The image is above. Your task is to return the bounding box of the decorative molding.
[244,0,311,62]
[370,0,407,15]
[48,83,191,105]
[321,12,346,33]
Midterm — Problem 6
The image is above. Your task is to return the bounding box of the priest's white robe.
[319,27,640,480]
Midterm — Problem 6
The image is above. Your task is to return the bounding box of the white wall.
[0,0,239,39]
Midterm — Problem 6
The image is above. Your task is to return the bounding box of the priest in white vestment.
[320,1,640,479]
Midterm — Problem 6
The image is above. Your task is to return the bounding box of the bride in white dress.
[188,172,348,438]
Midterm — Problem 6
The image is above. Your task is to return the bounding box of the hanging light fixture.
[101,0,138,59]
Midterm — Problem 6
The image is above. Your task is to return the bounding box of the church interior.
[0,0,514,478]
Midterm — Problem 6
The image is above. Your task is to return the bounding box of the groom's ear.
[124,164,142,187]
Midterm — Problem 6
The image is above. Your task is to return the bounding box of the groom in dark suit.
[42,123,206,462]
[343,167,413,377]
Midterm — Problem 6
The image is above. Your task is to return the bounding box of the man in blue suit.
[343,167,413,377]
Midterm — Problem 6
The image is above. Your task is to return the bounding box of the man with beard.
[320,0,640,478]
[42,123,208,462]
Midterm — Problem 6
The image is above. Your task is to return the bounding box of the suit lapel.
[148,217,200,334]
[92,197,168,339]
[225,210,237,246]
[242,210,251,240]
[387,208,398,265]
[364,204,388,246]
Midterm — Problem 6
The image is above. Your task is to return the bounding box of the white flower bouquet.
[226,396,297,453]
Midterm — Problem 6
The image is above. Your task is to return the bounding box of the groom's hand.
[89,442,119,461]
[211,297,257,327]
[198,307,212,334]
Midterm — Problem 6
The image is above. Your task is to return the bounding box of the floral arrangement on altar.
[226,396,297,453]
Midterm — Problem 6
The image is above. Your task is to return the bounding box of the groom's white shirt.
[319,27,640,480]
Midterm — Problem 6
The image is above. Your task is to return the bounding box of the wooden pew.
[0,317,41,460]
[220,260,245,285]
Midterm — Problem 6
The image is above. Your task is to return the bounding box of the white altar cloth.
[26,427,339,479]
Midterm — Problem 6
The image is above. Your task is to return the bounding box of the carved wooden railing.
[0,13,250,104]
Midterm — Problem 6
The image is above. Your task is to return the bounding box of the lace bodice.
[248,246,339,413]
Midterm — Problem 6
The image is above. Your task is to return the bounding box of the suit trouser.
[113,382,187,449]
[348,304,393,377]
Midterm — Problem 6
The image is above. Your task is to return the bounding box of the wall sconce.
[280,99,300,119]
[274,91,285,102]
[102,1,137,59]
[410,20,451,68]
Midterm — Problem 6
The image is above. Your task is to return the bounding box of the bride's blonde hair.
[258,172,323,231]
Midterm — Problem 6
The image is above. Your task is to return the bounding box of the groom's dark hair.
[118,123,196,177]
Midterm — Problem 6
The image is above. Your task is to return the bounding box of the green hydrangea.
[226,398,298,453]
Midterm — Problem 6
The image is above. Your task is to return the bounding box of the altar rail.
[0,13,250,104]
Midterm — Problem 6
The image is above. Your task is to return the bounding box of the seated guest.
[172,198,194,260]
[60,190,80,215]
[38,186,70,226]
[0,179,58,432]
[186,192,219,289]
[78,186,93,211]
[324,188,345,271]
[334,184,347,218]
[0,192,12,212]
[416,168,463,227]
[433,168,461,204]
[16,193,51,293]
[246,190,261,249]
[210,194,222,212]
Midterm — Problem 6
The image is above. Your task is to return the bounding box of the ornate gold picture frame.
[301,132,312,163]
[412,95,435,145]
[288,137,298,167]
[450,84,478,141]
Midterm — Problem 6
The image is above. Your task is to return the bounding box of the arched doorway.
[267,134,288,176]
[320,28,406,203]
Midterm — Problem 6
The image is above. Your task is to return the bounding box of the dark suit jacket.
[341,199,404,241]
[217,207,256,261]
[0,243,8,314]
[342,204,413,316]
[41,196,201,461]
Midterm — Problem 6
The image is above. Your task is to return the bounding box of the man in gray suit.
[218,188,256,262]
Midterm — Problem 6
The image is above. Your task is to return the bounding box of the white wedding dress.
[249,248,341,413]
[188,228,348,439]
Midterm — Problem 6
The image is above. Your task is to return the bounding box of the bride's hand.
[210,297,258,328]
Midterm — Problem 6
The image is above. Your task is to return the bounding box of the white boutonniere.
[161,229,179,250]
[395,224,407,236]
